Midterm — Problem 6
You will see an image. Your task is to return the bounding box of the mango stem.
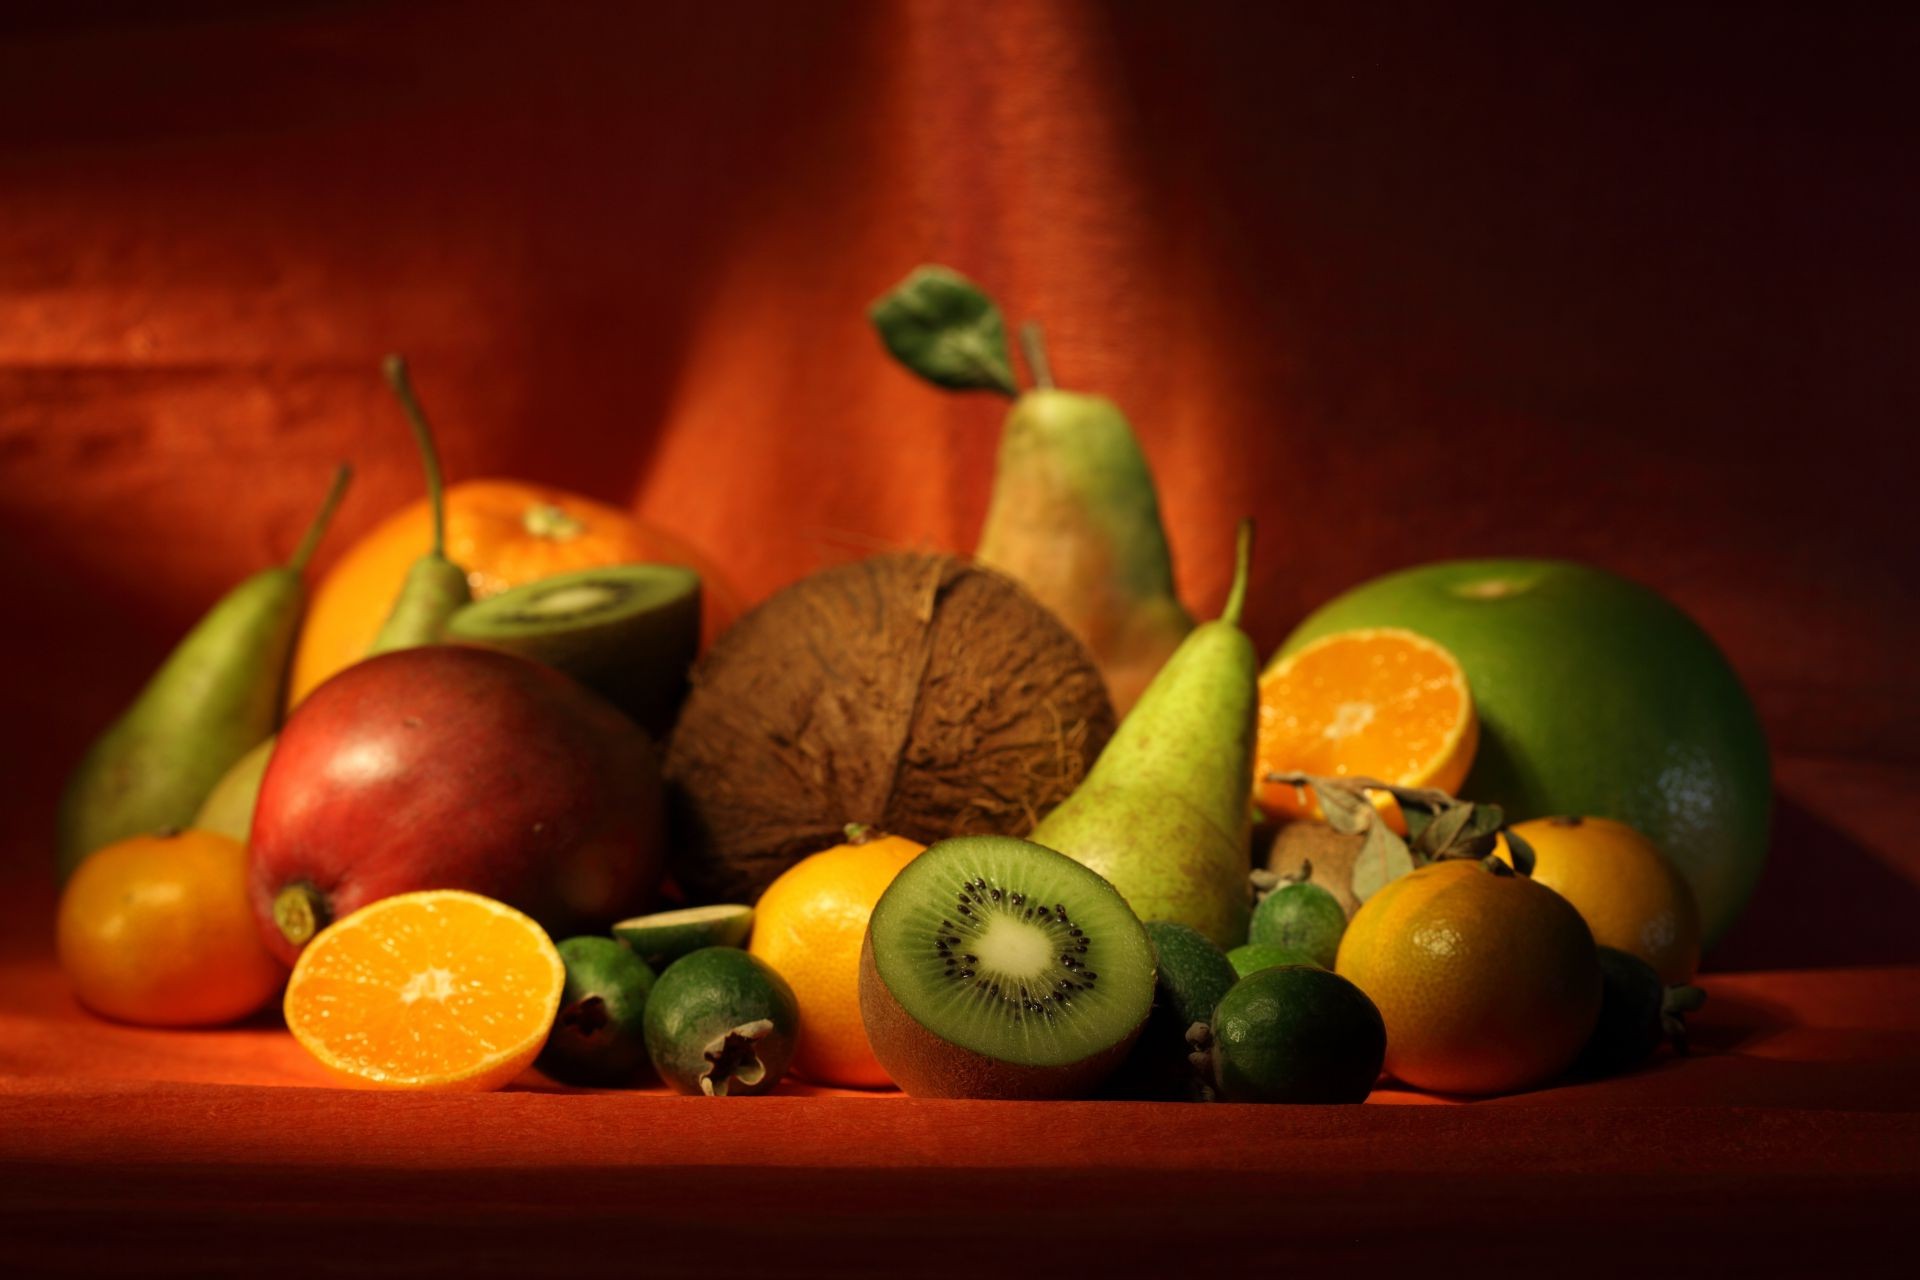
[1018,322,1056,391]
[273,882,330,948]
[382,354,449,560]
[287,464,353,574]
[1220,518,1254,626]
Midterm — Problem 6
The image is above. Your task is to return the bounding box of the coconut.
[663,552,1116,904]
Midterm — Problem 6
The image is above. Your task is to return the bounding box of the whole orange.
[58,830,287,1026]
[748,833,924,1087]
[288,479,744,706]
[1335,858,1600,1096]
[1499,816,1701,985]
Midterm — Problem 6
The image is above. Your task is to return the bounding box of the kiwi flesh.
[858,835,1155,1099]
[445,563,700,737]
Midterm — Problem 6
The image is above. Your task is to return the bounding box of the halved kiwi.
[613,903,754,969]
[859,834,1156,1099]
[444,563,700,736]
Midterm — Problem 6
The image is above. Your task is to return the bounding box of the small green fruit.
[1105,921,1239,1100]
[1574,946,1705,1079]
[1227,943,1319,979]
[538,936,656,1087]
[644,947,799,1096]
[1248,872,1347,969]
[1202,965,1386,1103]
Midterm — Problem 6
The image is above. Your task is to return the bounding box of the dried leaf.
[1502,827,1538,877]
[1350,819,1415,902]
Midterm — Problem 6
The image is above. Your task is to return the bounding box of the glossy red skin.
[248,646,664,967]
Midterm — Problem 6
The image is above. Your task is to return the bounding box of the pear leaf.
[869,265,1019,396]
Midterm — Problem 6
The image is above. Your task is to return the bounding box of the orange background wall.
[3,1,1915,967]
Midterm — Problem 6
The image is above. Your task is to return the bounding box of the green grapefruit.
[1276,560,1770,945]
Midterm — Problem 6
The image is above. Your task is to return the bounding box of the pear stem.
[287,463,353,574]
[1220,518,1254,626]
[1018,322,1056,391]
[382,355,449,560]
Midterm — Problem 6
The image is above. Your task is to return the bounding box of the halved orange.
[1254,627,1478,824]
[284,890,565,1091]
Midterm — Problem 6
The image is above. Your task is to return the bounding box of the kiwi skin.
[858,933,1149,1100]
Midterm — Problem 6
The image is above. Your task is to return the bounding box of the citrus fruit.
[1254,627,1477,826]
[57,830,286,1026]
[748,832,923,1087]
[644,947,800,1096]
[1278,559,1771,945]
[1202,965,1387,1104]
[1335,858,1601,1095]
[283,889,565,1091]
[289,478,742,706]
[1500,815,1702,985]
[538,936,656,1087]
[1248,872,1348,969]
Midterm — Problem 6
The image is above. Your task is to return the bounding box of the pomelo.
[1277,560,1770,946]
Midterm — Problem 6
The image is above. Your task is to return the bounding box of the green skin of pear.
[1227,943,1320,979]
[192,736,276,842]
[1248,881,1348,970]
[539,936,657,1087]
[975,390,1193,714]
[1208,965,1386,1104]
[57,566,306,879]
[1031,591,1256,950]
[1278,559,1772,945]
[644,947,799,1097]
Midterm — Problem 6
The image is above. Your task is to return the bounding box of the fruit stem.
[382,354,450,560]
[287,464,353,574]
[1018,322,1056,391]
[1220,518,1254,626]
[273,883,330,948]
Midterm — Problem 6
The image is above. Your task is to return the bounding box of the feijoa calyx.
[644,947,799,1097]
[858,834,1156,1099]
[1196,965,1386,1103]
[539,935,656,1086]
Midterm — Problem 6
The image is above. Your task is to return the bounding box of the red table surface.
[5,2,1920,1273]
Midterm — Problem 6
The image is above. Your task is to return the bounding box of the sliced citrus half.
[1254,627,1477,825]
[284,889,566,1091]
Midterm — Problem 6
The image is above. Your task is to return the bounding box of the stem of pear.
[1220,518,1254,626]
[287,463,353,574]
[382,355,449,560]
[1018,322,1056,391]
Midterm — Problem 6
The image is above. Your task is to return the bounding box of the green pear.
[191,736,276,842]
[1029,521,1257,948]
[871,266,1193,712]
[367,354,471,655]
[56,465,352,879]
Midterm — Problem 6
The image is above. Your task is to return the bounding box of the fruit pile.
[52,267,1767,1103]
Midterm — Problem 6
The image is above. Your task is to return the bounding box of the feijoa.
[1200,965,1385,1103]
[1104,921,1239,1100]
[1227,942,1320,979]
[1573,945,1705,1078]
[644,946,799,1096]
[1248,869,1348,969]
[538,936,656,1086]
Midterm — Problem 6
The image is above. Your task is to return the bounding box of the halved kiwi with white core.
[861,835,1154,1097]
[445,563,700,736]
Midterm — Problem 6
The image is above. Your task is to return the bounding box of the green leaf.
[1501,827,1538,877]
[1350,819,1415,903]
[869,265,1018,396]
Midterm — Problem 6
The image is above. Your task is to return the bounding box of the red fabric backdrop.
[2,3,1916,969]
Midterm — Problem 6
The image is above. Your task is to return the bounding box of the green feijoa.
[644,947,799,1096]
[1227,942,1320,979]
[1248,875,1348,969]
[1574,946,1706,1078]
[1103,921,1241,1100]
[1205,965,1386,1103]
[612,904,754,970]
[538,936,656,1086]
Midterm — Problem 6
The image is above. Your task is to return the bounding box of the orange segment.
[284,890,565,1091]
[1255,627,1478,822]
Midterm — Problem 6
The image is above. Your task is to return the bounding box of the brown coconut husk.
[663,552,1116,903]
